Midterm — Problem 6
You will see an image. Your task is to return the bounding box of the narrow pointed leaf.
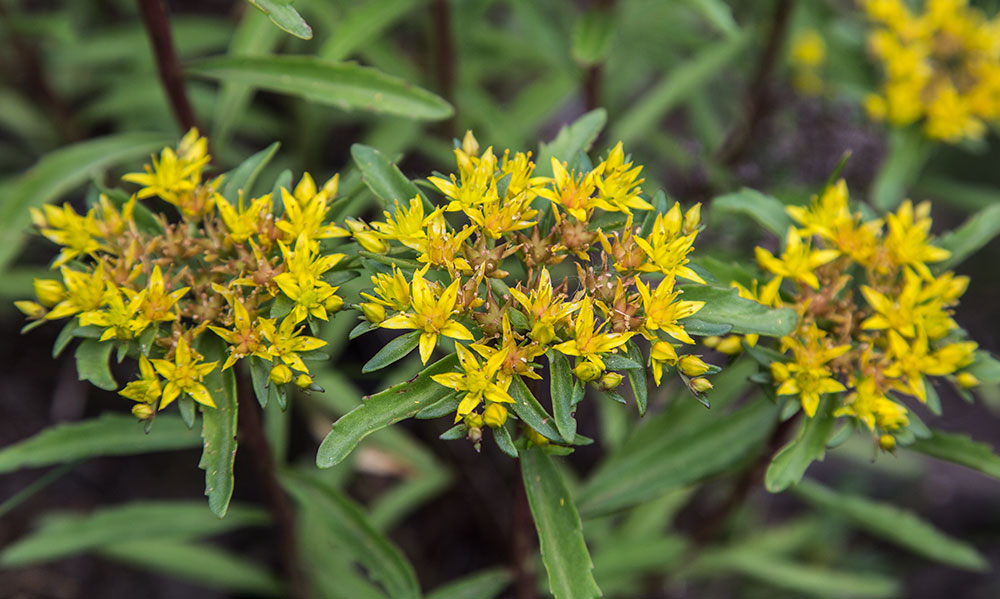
[765,397,836,493]
[520,447,601,599]
[536,109,607,177]
[220,141,280,203]
[73,339,116,391]
[427,567,511,599]
[549,351,576,442]
[509,376,562,443]
[937,203,1000,269]
[189,56,453,120]
[246,0,312,40]
[351,143,431,211]
[317,353,458,467]
[198,339,239,518]
[911,429,1000,479]
[363,331,420,373]
[624,340,647,415]
[0,414,201,474]
[711,188,792,238]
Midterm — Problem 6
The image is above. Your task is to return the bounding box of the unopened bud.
[689,377,713,393]
[15,300,46,319]
[650,341,678,364]
[715,336,744,355]
[530,321,555,345]
[483,403,508,428]
[324,294,345,313]
[956,372,979,389]
[702,336,721,349]
[361,302,386,324]
[573,362,603,383]
[270,364,293,385]
[879,434,896,452]
[683,203,702,234]
[599,372,624,391]
[354,231,388,254]
[525,426,549,446]
[33,279,65,307]
[678,355,710,376]
[132,403,155,420]
[295,374,313,389]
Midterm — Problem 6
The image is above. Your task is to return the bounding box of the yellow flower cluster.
[861,0,1000,143]
[712,179,979,448]
[18,129,342,418]
[356,132,715,437]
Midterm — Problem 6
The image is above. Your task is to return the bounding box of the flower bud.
[715,336,744,355]
[650,341,678,364]
[530,321,556,345]
[14,300,46,319]
[599,372,624,391]
[525,426,549,446]
[483,403,508,428]
[702,336,721,348]
[683,203,702,234]
[879,433,896,452]
[324,294,345,313]
[295,374,313,389]
[689,377,713,393]
[361,302,386,324]
[573,362,602,383]
[465,412,484,429]
[270,364,293,385]
[33,279,65,307]
[678,355,710,376]
[132,403,155,420]
[354,231,388,254]
[956,372,979,389]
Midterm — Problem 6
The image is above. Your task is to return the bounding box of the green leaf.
[624,340,648,415]
[600,353,643,370]
[612,29,752,145]
[694,549,899,598]
[0,501,267,567]
[0,414,201,474]
[189,56,453,121]
[549,351,577,442]
[520,447,601,599]
[679,285,797,337]
[363,331,420,373]
[493,424,519,458]
[198,339,239,518]
[246,0,312,39]
[911,429,1000,479]
[711,188,792,238]
[871,126,931,211]
[794,479,987,570]
[320,0,418,62]
[683,0,738,36]
[508,375,563,443]
[73,339,116,391]
[0,132,167,271]
[220,141,280,203]
[936,203,1000,270]
[572,9,614,66]
[765,397,836,493]
[965,350,1000,385]
[426,567,511,599]
[351,143,430,210]
[536,109,607,177]
[100,539,284,595]
[579,399,777,517]
[317,354,458,468]
[282,470,421,599]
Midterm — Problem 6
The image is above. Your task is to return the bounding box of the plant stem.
[236,377,309,599]
[430,0,456,139]
[716,0,794,166]
[137,0,200,133]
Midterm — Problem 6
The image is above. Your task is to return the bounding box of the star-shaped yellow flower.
[379,268,473,363]
[151,337,218,409]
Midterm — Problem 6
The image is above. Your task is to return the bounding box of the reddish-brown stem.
[236,376,310,599]
[137,0,200,133]
[431,0,456,139]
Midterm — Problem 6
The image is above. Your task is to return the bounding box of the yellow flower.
[553,296,633,370]
[259,314,328,373]
[592,142,652,213]
[151,336,218,409]
[884,329,976,400]
[273,234,345,323]
[275,173,346,244]
[731,277,783,346]
[208,287,269,370]
[649,340,679,386]
[770,326,850,417]
[791,29,826,67]
[835,377,909,431]
[379,268,474,364]
[31,203,104,267]
[46,264,109,320]
[859,268,924,337]
[361,265,412,312]
[414,211,474,274]
[216,193,273,243]
[884,200,950,278]
[131,266,188,323]
[428,143,499,214]
[372,197,431,252]
[431,344,514,422]
[508,267,577,344]
[123,128,210,206]
[469,313,545,383]
[755,227,839,289]
[635,277,703,344]
[119,356,163,406]
[537,158,603,222]
[79,285,149,342]
[633,204,705,283]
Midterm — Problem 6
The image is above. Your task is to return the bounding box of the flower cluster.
[861,0,1000,143]
[354,132,715,440]
[709,179,980,449]
[18,130,341,418]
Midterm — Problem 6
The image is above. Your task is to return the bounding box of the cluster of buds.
[351,132,719,444]
[19,130,344,418]
[709,179,980,450]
